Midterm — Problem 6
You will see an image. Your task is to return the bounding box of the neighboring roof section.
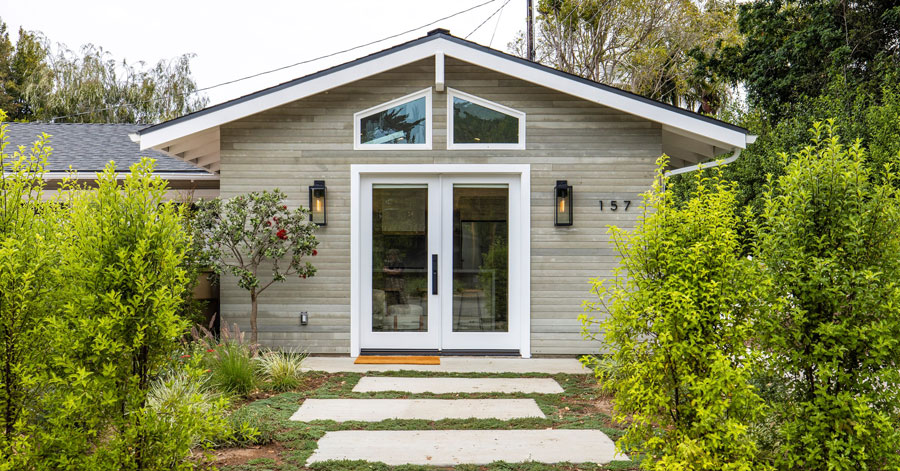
[139,29,755,171]
[3,122,212,174]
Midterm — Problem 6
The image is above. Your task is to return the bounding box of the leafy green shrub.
[32,158,197,470]
[754,121,900,470]
[0,115,57,469]
[583,157,768,470]
[256,349,307,391]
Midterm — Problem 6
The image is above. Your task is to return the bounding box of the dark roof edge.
[140,31,748,136]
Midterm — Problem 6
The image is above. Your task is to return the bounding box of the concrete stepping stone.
[307,429,626,466]
[289,398,544,422]
[353,376,564,394]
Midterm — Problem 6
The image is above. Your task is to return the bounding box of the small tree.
[755,121,900,470]
[582,157,768,470]
[193,189,318,344]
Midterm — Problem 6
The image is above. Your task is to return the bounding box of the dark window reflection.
[361,97,427,145]
[453,97,518,144]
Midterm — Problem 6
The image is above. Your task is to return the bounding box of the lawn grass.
[212,371,638,471]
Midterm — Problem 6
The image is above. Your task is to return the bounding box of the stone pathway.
[353,376,565,394]
[290,398,545,422]
[307,429,623,466]
[293,357,624,466]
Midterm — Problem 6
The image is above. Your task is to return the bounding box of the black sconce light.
[300,311,309,326]
[309,180,327,226]
[555,180,573,226]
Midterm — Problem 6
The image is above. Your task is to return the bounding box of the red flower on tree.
[276,228,288,240]
[312,249,318,256]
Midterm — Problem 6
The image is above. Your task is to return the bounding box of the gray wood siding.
[218,57,659,355]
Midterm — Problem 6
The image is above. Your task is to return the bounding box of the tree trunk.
[250,289,258,344]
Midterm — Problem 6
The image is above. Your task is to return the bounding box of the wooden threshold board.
[354,356,440,365]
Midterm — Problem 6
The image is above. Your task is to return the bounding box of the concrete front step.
[307,429,625,466]
[302,356,587,374]
[290,398,545,422]
[352,376,565,394]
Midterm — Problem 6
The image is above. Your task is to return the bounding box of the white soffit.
[140,34,751,154]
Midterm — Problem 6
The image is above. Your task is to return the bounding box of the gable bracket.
[435,52,445,92]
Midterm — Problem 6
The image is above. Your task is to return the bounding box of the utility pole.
[527,0,534,61]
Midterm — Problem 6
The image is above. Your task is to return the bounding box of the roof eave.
[140,31,752,154]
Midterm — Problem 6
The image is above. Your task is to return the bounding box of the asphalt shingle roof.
[2,122,209,174]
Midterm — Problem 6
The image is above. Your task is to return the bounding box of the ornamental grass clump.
[201,324,258,397]
[754,121,900,470]
[145,369,231,449]
[582,156,768,471]
[255,348,307,391]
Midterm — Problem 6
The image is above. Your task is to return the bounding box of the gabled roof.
[4,122,213,175]
[139,29,755,172]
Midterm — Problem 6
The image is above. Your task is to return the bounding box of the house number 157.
[599,200,631,211]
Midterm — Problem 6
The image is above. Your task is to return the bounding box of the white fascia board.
[140,42,441,150]
[436,40,750,149]
[141,36,750,151]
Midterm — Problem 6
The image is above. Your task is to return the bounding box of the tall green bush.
[34,159,202,470]
[583,158,768,471]
[0,116,57,469]
[755,121,900,470]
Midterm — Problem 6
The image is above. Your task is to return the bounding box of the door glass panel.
[372,185,429,332]
[452,185,509,332]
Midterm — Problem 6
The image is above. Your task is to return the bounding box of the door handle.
[432,254,438,295]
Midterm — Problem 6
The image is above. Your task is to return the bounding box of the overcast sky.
[4,0,528,106]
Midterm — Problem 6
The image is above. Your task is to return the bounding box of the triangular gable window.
[447,89,525,150]
[354,88,432,150]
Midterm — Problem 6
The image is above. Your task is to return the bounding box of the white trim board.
[140,34,752,153]
[350,164,532,358]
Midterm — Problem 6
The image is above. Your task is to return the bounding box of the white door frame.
[350,164,531,358]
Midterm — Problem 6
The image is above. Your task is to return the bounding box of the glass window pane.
[360,97,427,145]
[372,185,429,332]
[452,185,508,332]
[453,97,519,144]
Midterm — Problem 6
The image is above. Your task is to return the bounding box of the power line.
[466,0,513,40]
[193,0,500,95]
[50,0,501,123]
[489,0,510,47]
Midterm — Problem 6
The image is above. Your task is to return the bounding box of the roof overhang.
[139,31,754,172]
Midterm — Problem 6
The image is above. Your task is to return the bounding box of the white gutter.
[38,172,219,181]
[664,148,742,178]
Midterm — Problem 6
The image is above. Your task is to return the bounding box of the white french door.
[359,174,522,352]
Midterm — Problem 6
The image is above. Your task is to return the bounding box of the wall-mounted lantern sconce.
[300,311,309,326]
[309,180,327,226]
[555,180,573,226]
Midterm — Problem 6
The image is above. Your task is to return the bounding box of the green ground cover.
[211,371,637,471]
